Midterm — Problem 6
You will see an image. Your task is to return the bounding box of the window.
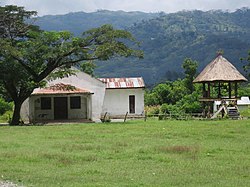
[41,97,51,110]
[70,96,81,109]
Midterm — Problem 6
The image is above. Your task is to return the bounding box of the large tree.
[245,50,250,79]
[0,5,143,125]
[182,58,198,94]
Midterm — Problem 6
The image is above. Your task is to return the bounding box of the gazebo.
[193,54,248,118]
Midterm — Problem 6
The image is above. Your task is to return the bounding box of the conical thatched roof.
[193,55,248,83]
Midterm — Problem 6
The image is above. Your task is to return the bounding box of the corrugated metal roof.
[99,77,145,89]
[32,83,92,95]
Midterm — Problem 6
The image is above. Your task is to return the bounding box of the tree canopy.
[182,58,198,93]
[0,5,143,125]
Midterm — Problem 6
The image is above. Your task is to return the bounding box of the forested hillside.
[35,9,250,86]
[35,10,159,35]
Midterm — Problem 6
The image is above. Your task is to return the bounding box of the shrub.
[0,110,13,123]
[0,98,13,115]
[145,105,160,116]
[160,104,181,114]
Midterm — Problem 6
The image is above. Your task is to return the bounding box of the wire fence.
[101,112,205,122]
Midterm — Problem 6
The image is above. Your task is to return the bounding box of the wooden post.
[124,112,128,122]
[218,82,221,98]
[208,82,211,98]
[235,82,238,98]
[144,111,147,122]
[103,112,108,122]
[207,104,211,118]
[228,82,231,99]
[202,102,206,118]
[202,83,206,98]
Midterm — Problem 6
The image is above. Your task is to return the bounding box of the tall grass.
[0,119,249,186]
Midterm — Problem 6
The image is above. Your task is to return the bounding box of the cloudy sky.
[1,0,250,16]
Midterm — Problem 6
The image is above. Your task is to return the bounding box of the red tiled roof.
[99,77,145,89]
[32,83,92,95]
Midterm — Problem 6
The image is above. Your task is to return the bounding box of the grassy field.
[0,119,249,187]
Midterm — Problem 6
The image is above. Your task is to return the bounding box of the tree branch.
[10,55,39,80]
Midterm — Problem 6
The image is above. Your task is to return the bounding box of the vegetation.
[92,9,250,85]
[0,97,12,115]
[0,119,249,187]
[0,5,142,125]
[35,10,159,35]
[145,58,202,115]
[243,50,250,78]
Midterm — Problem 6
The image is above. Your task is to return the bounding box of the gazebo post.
[228,82,231,99]
[207,82,210,98]
[218,82,221,98]
[202,102,206,118]
[202,83,206,97]
[235,82,238,98]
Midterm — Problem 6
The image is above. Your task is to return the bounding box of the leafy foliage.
[80,61,96,76]
[145,58,202,114]
[0,5,38,38]
[0,5,142,125]
[243,50,250,78]
[34,9,250,86]
[0,97,13,115]
[182,58,198,93]
[93,9,250,85]
[35,10,159,35]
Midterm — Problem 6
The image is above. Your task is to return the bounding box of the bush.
[0,110,13,123]
[145,105,160,116]
[0,97,13,115]
[240,108,250,118]
[176,92,202,113]
[160,104,181,114]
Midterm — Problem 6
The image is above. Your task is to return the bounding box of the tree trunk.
[10,100,23,126]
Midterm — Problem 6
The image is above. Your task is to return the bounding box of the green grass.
[0,119,249,187]
[240,108,250,118]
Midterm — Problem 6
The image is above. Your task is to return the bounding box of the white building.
[237,97,250,111]
[213,97,250,113]
[20,69,145,123]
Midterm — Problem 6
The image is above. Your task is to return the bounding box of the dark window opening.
[41,97,51,110]
[70,96,81,109]
[129,95,135,114]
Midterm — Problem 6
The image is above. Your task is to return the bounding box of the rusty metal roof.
[32,83,92,95]
[99,77,145,89]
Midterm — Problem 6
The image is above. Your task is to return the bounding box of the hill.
[35,9,250,86]
[35,10,159,35]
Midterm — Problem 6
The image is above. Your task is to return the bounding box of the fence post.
[124,112,128,122]
[144,111,147,122]
[103,112,108,121]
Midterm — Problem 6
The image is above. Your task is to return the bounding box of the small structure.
[193,54,248,118]
[99,78,145,117]
[20,68,145,123]
[237,97,250,111]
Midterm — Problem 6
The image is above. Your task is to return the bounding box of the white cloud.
[1,0,250,15]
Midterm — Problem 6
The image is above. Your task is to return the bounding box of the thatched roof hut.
[193,54,247,119]
[193,55,247,83]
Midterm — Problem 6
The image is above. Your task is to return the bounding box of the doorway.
[129,95,135,114]
[54,97,68,120]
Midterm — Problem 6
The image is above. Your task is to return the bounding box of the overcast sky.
[1,0,250,16]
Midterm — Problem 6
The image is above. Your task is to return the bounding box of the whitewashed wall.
[50,70,106,121]
[102,88,144,116]
[30,94,90,121]
[21,69,106,122]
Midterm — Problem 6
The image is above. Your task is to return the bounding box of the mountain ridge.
[34,9,250,86]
